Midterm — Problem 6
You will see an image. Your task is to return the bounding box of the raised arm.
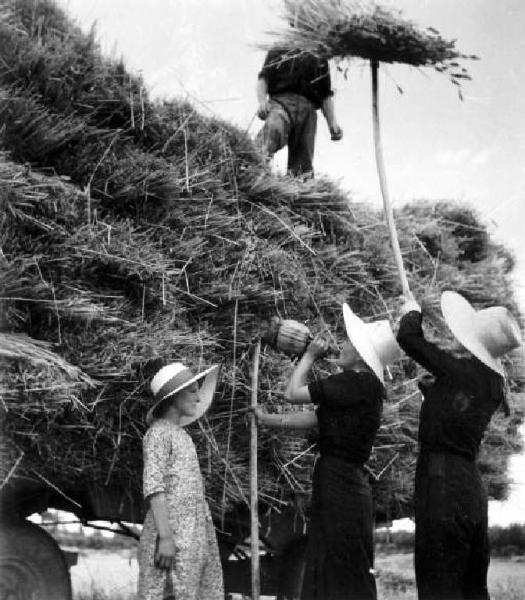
[397,298,462,379]
[284,334,329,404]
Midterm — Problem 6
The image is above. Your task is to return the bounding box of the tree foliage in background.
[0,0,523,530]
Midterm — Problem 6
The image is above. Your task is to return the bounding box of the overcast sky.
[59,0,525,524]
[62,0,525,305]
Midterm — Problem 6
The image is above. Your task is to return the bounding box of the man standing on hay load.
[254,304,402,600]
[137,361,224,600]
[256,7,343,177]
[397,291,521,600]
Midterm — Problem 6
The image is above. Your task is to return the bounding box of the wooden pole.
[371,60,411,296]
[250,339,261,600]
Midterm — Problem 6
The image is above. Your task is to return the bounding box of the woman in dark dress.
[254,303,402,600]
[397,291,521,600]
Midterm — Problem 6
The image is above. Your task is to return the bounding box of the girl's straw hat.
[342,303,402,383]
[147,362,220,426]
[441,291,521,376]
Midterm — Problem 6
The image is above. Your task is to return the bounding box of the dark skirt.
[301,455,377,600]
[415,451,490,600]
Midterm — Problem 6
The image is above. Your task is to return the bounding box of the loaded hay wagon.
[0,1,524,599]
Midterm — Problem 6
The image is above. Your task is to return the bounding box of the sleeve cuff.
[144,485,165,499]
[400,301,421,316]
[308,380,323,405]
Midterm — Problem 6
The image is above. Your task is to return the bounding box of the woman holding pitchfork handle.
[254,303,402,600]
[397,290,521,600]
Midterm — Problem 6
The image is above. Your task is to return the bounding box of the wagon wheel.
[0,520,72,600]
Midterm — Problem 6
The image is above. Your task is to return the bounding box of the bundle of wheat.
[269,0,477,88]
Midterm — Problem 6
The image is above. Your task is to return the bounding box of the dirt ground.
[375,552,525,600]
[70,548,525,599]
[70,548,138,599]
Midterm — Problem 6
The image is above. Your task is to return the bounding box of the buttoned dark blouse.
[308,370,385,465]
[258,47,333,109]
[397,311,504,461]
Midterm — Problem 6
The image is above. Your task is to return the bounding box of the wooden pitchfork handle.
[371,60,411,297]
[250,340,261,600]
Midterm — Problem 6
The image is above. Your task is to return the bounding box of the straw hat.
[441,291,521,376]
[342,303,403,383]
[147,362,220,426]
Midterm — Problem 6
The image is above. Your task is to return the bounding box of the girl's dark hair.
[151,393,179,420]
[142,357,166,382]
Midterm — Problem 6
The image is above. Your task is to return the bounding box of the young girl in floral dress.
[137,361,223,600]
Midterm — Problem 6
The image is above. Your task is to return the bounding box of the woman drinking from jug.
[254,303,402,600]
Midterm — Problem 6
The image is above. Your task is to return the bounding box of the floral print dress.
[138,418,224,600]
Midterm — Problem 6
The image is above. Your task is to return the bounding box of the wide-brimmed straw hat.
[342,303,403,384]
[441,291,521,376]
[147,362,220,426]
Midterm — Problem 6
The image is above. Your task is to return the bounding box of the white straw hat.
[147,362,220,426]
[342,303,403,383]
[441,291,521,376]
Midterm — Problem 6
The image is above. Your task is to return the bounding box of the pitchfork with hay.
[267,0,478,296]
[249,3,478,594]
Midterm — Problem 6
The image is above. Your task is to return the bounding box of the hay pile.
[269,0,476,90]
[0,0,522,525]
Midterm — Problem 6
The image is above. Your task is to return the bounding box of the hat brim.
[146,364,220,426]
[441,291,504,376]
[342,304,384,383]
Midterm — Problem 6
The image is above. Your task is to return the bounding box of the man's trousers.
[258,92,317,177]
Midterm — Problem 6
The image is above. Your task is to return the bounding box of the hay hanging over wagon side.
[2,155,523,522]
[0,0,521,526]
[268,0,477,87]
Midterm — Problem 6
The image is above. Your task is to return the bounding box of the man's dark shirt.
[397,311,504,462]
[258,47,333,109]
[308,370,384,465]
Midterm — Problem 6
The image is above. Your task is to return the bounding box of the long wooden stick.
[250,339,261,600]
[371,60,411,296]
